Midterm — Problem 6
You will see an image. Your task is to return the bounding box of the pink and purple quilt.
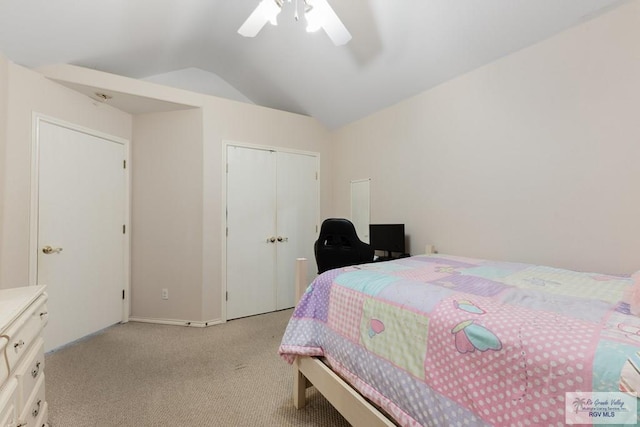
[279,254,640,426]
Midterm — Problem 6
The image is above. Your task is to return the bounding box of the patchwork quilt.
[279,254,640,426]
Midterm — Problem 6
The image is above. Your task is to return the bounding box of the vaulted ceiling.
[0,0,626,129]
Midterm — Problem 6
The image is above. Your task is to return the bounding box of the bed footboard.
[294,355,395,426]
[292,257,397,426]
[293,257,310,410]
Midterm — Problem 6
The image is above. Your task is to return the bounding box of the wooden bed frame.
[292,257,395,426]
[291,245,436,426]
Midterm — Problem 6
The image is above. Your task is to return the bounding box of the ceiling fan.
[238,0,352,46]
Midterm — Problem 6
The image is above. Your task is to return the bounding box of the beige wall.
[331,1,640,275]
[2,0,636,324]
[201,98,332,321]
[0,53,8,277]
[29,64,333,323]
[131,109,204,320]
[0,61,132,289]
[132,100,331,322]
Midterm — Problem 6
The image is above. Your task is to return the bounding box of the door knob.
[277,236,288,242]
[267,237,276,243]
[42,245,63,254]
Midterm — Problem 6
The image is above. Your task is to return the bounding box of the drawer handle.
[32,399,42,418]
[39,311,48,318]
[14,339,25,351]
[32,361,41,378]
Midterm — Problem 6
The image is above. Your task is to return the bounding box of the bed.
[279,249,640,426]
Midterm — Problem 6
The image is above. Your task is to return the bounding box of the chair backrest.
[314,218,374,274]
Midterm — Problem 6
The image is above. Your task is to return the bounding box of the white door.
[36,120,126,351]
[226,145,318,320]
[276,152,318,309]
[226,146,277,319]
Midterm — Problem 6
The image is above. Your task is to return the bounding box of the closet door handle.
[267,237,276,243]
[277,236,288,242]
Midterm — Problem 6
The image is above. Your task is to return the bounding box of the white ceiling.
[0,0,627,129]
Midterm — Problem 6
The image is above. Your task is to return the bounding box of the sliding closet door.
[226,146,277,319]
[276,152,319,309]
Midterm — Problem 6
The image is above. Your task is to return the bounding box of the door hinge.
[226,227,229,237]
[226,291,228,301]
[123,224,126,234]
[123,160,127,169]
[226,163,229,173]
[122,289,125,300]
[316,224,318,233]
[315,172,318,180]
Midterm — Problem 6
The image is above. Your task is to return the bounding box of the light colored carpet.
[45,309,350,426]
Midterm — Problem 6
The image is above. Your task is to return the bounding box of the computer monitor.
[368,224,405,258]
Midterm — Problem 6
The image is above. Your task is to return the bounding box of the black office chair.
[314,218,374,274]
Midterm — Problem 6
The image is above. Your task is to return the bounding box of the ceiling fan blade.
[313,0,352,46]
[238,0,281,38]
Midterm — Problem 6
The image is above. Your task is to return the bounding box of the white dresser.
[0,286,48,427]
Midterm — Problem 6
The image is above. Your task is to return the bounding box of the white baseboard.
[128,316,224,327]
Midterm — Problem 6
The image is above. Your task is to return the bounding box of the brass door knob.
[42,245,63,254]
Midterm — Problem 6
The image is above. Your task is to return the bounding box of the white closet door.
[276,152,319,309]
[37,121,126,351]
[226,146,277,319]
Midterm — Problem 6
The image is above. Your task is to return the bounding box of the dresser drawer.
[3,296,48,374]
[18,374,45,426]
[14,338,45,412]
[0,378,18,427]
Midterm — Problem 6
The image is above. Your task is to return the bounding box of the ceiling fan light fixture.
[304,0,351,45]
[264,0,282,25]
[304,5,323,33]
[239,0,351,45]
[238,0,283,37]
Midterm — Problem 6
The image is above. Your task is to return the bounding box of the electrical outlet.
[161,288,169,300]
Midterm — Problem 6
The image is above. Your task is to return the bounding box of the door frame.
[221,140,320,321]
[28,113,131,322]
